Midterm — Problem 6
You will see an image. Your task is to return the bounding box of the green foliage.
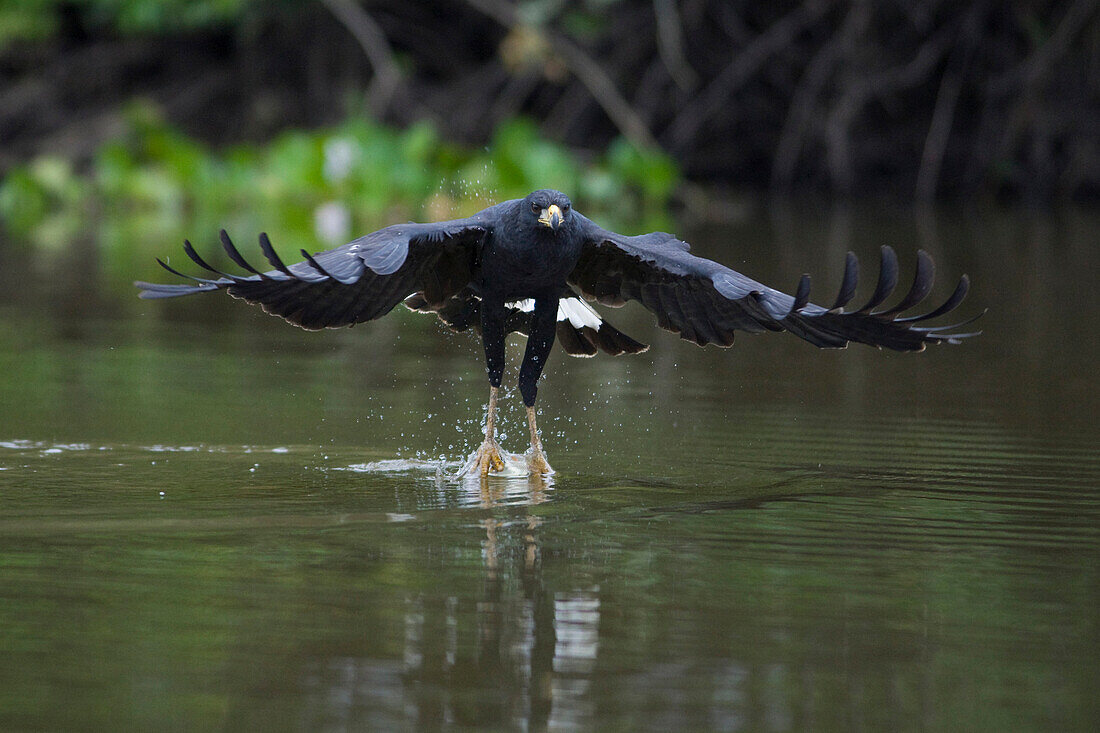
[0,157,91,253]
[84,0,250,33]
[0,103,680,289]
[0,0,59,47]
[0,0,251,48]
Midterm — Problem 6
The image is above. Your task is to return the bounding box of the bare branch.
[464,0,660,150]
[772,2,866,190]
[915,59,965,203]
[653,0,698,91]
[322,0,403,116]
[823,11,956,193]
[1001,0,1098,94]
[916,7,984,202]
[666,0,831,151]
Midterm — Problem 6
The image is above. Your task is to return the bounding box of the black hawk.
[136,189,979,475]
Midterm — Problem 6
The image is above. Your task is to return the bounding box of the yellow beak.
[538,204,563,229]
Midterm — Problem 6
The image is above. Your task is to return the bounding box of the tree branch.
[322,0,403,116]
[665,0,831,151]
[653,0,698,91]
[464,0,659,150]
[771,2,864,190]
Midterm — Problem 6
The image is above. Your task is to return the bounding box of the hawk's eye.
[531,202,541,213]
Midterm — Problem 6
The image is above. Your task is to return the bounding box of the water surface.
[1,205,1097,731]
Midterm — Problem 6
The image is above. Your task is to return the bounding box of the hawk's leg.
[463,300,509,476]
[519,297,558,475]
[525,405,553,475]
[467,386,506,476]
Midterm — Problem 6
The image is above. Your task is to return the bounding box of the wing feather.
[856,246,899,313]
[830,252,860,311]
[220,229,269,279]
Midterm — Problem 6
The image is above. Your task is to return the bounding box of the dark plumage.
[136,189,979,475]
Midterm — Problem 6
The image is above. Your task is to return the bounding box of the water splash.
[456,449,534,479]
[334,458,456,474]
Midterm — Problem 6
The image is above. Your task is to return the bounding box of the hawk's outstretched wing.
[568,213,978,351]
[134,208,504,330]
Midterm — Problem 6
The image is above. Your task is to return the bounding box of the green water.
[1,206,1098,731]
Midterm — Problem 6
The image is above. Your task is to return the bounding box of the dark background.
[3,0,1098,204]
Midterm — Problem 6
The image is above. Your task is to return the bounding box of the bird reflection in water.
[358,471,598,731]
[472,474,556,729]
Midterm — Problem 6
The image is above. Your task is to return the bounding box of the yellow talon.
[469,439,506,476]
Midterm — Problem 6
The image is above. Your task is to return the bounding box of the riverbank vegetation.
[0,102,677,285]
